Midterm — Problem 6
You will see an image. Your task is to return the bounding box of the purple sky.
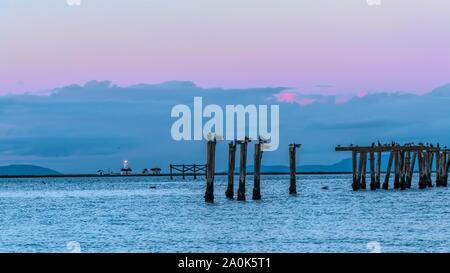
[1,0,449,95]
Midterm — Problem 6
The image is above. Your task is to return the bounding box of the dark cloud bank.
[1,81,450,173]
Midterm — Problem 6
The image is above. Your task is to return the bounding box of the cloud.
[1,80,450,173]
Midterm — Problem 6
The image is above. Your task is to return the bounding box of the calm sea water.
[0,174,449,253]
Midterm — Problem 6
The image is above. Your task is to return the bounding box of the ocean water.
[0,174,449,253]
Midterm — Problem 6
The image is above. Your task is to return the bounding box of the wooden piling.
[382,151,394,190]
[418,151,427,189]
[193,164,197,180]
[445,152,449,187]
[407,151,417,188]
[376,148,382,189]
[400,150,406,190]
[394,150,400,189]
[169,164,173,180]
[225,141,236,199]
[427,151,434,187]
[204,140,216,203]
[289,144,301,194]
[352,150,358,191]
[237,139,249,201]
[404,151,411,189]
[361,152,367,190]
[252,141,263,200]
[436,151,441,187]
[370,151,376,190]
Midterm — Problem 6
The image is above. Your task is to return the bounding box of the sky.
[1,1,450,173]
[1,0,450,95]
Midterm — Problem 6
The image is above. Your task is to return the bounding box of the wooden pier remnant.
[289,143,302,194]
[436,149,449,187]
[225,141,237,199]
[336,143,446,191]
[204,139,217,203]
[169,164,207,179]
[237,137,251,201]
[252,137,266,200]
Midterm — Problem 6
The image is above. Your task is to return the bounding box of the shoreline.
[0,172,354,179]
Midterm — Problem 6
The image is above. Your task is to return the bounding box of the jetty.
[335,143,449,190]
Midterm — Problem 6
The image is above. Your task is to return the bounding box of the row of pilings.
[336,143,449,191]
[204,136,301,203]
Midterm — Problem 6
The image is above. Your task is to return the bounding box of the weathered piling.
[336,143,446,191]
[376,148,382,189]
[252,139,264,200]
[352,150,358,190]
[400,150,406,190]
[407,151,416,188]
[370,150,376,190]
[382,151,394,190]
[443,151,449,186]
[404,151,411,189]
[427,151,434,187]
[436,149,441,186]
[393,150,400,189]
[360,152,367,190]
[225,141,237,199]
[289,144,302,194]
[237,138,250,201]
[205,139,217,203]
[418,151,427,189]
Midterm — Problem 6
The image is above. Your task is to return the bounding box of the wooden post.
[361,152,367,190]
[445,152,449,187]
[382,151,394,190]
[193,164,197,180]
[252,140,263,200]
[394,150,400,189]
[237,139,249,201]
[436,150,441,187]
[376,148,382,189]
[418,151,426,189]
[289,144,301,194]
[182,164,186,179]
[225,141,236,199]
[408,151,417,188]
[356,152,364,190]
[170,164,173,180]
[400,150,406,190]
[404,151,411,189]
[352,151,358,191]
[205,140,216,202]
[427,151,434,187]
[370,151,376,190]
[436,152,446,187]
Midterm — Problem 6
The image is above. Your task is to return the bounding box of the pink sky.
[1,0,449,95]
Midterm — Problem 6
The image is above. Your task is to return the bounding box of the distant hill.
[0,165,61,176]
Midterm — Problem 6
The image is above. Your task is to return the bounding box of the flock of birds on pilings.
[202,139,450,203]
[336,142,449,191]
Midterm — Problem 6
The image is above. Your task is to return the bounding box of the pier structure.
[335,143,449,191]
[205,135,302,203]
[169,164,207,180]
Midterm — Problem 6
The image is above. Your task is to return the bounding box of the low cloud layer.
[1,81,450,173]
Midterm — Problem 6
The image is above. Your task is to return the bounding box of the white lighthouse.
[121,160,132,175]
